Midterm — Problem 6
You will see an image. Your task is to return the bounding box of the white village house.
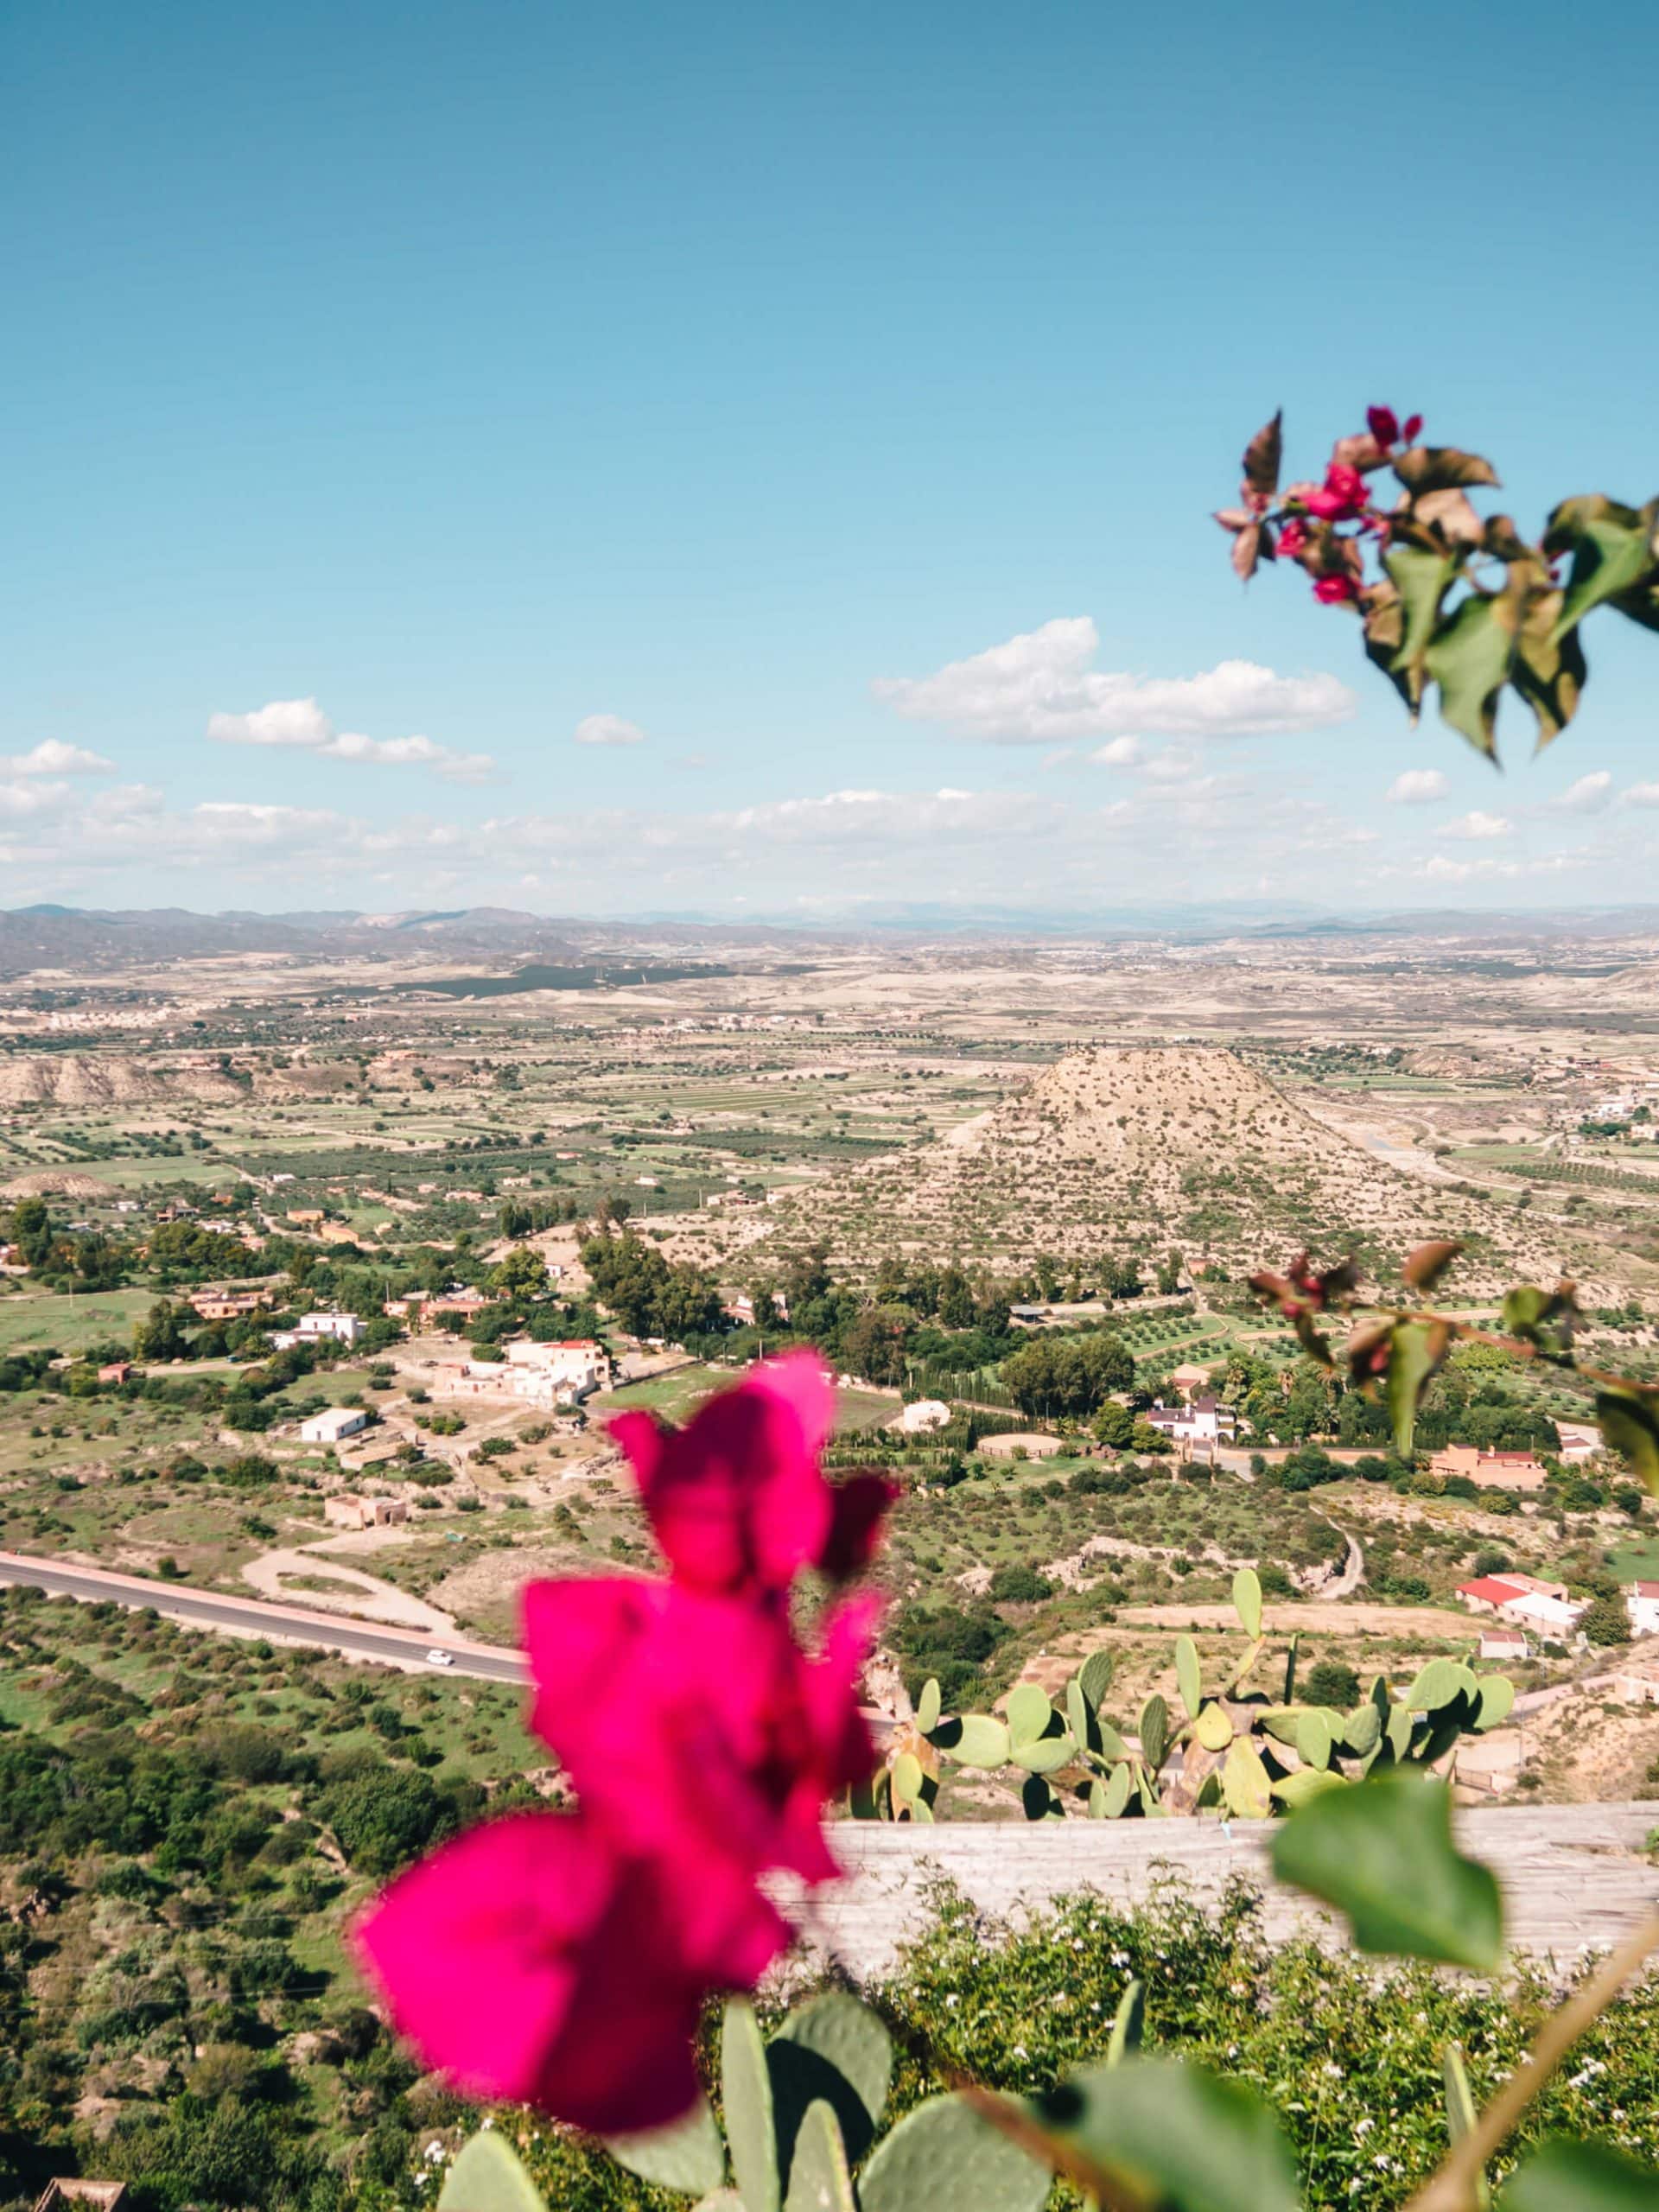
[1626,1580,1659,1637]
[1143,1395,1240,1448]
[300,1406,371,1445]
[1457,1573,1586,1640]
[271,1312,364,1351]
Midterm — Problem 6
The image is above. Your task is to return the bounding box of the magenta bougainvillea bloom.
[354,1811,789,2133]
[355,1351,890,2132]
[610,1349,856,1597]
[1304,462,1370,522]
[523,1576,880,1885]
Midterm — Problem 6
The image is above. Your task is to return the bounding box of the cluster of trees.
[1000,1331,1134,1418]
[3,1197,124,1292]
[0,1592,535,2209]
[579,1230,725,1341]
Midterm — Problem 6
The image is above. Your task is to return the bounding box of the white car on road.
[425,1648,454,1667]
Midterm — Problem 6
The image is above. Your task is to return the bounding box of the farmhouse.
[1554,1421,1602,1464]
[1144,1395,1239,1447]
[324,1495,408,1530]
[271,1312,363,1349]
[300,1407,371,1445]
[1478,1626,1529,1663]
[1456,1573,1584,1638]
[1429,1445,1548,1491]
[188,1287,273,1322]
[1626,1581,1659,1637]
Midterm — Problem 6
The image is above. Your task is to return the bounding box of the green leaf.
[1194,1701,1233,1751]
[1138,1694,1169,1772]
[916,1677,942,1734]
[1472,1675,1516,1732]
[437,2134,549,2212]
[1222,1736,1272,1820]
[695,2197,747,2211]
[1026,2055,1300,2212]
[1510,578,1587,750]
[1500,2136,1659,2210]
[890,1751,924,1805]
[1175,1635,1203,1722]
[607,2094,727,2195]
[1552,513,1658,640]
[1094,1718,1129,1761]
[1012,1730,1077,1774]
[723,1999,780,2212]
[1270,1768,1346,1809]
[1596,1382,1659,1492]
[1341,1704,1382,1758]
[933,1713,1012,1768]
[1386,1319,1450,1456]
[1295,1708,1333,1770]
[1441,2043,1488,2212]
[783,2101,855,2212]
[770,1991,891,2173]
[1066,1676,1095,1753]
[1005,1682,1052,1747]
[1079,1648,1115,1710]
[1269,1770,1503,1969]
[1423,592,1513,758]
[1385,543,1459,687]
[1106,1980,1146,2068]
[1406,1657,1466,1713]
[1232,1567,1262,1640]
[1102,1761,1133,1817]
[859,2095,1051,2212]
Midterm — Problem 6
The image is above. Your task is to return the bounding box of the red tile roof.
[1457,1576,1529,1605]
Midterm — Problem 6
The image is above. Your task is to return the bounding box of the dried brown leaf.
[1242,411,1283,500]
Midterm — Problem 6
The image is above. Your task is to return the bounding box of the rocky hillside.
[738,1046,1637,1294]
[0,1052,245,1107]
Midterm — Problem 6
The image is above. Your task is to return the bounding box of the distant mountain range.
[3,899,1658,981]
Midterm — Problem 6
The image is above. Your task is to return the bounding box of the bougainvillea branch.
[1217,410,1659,759]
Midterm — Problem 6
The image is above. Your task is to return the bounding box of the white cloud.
[1621,781,1659,809]
[0,739,115,777]
[872,617,1356,743]
[207,696,495,784]
[1088,736,1142,767]
[574,714,647,747]
[1555,771,1612,814]
[1438,810,1512,842]
[1386,768,1449,804]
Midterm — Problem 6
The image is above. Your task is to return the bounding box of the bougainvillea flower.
[610,1351,885,1596]
[1305,463,1369,522]
[1276,518,1309,561]
[1365,405,1401,449]
[523,1576,880,1885]
[1313,572,1360,604]
[354,1811,788,2133]
[1402,411,1423,443]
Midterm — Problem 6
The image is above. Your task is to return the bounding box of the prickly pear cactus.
[878,1567,1512,1821]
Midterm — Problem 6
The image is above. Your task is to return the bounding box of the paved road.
[0,1550,527,1687]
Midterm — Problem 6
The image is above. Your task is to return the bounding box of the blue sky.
[3,0,1657,917]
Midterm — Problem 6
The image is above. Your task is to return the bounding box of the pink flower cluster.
[355,1353,892,2134]
[1268,406,1424,605]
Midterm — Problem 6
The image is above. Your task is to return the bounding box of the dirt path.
[1116,1599,1475,1639]
[241,1546,455,1634]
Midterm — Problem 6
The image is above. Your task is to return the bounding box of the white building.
[893,1399,950,1434]
[1478,1626,1529,1663]
[1626,1581,1659,1637]
[301,1407,371,1445]
[273,1313,364,1350]
[1144,1395,1239,1447]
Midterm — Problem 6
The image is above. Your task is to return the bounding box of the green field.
[0,1285,154,1354]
